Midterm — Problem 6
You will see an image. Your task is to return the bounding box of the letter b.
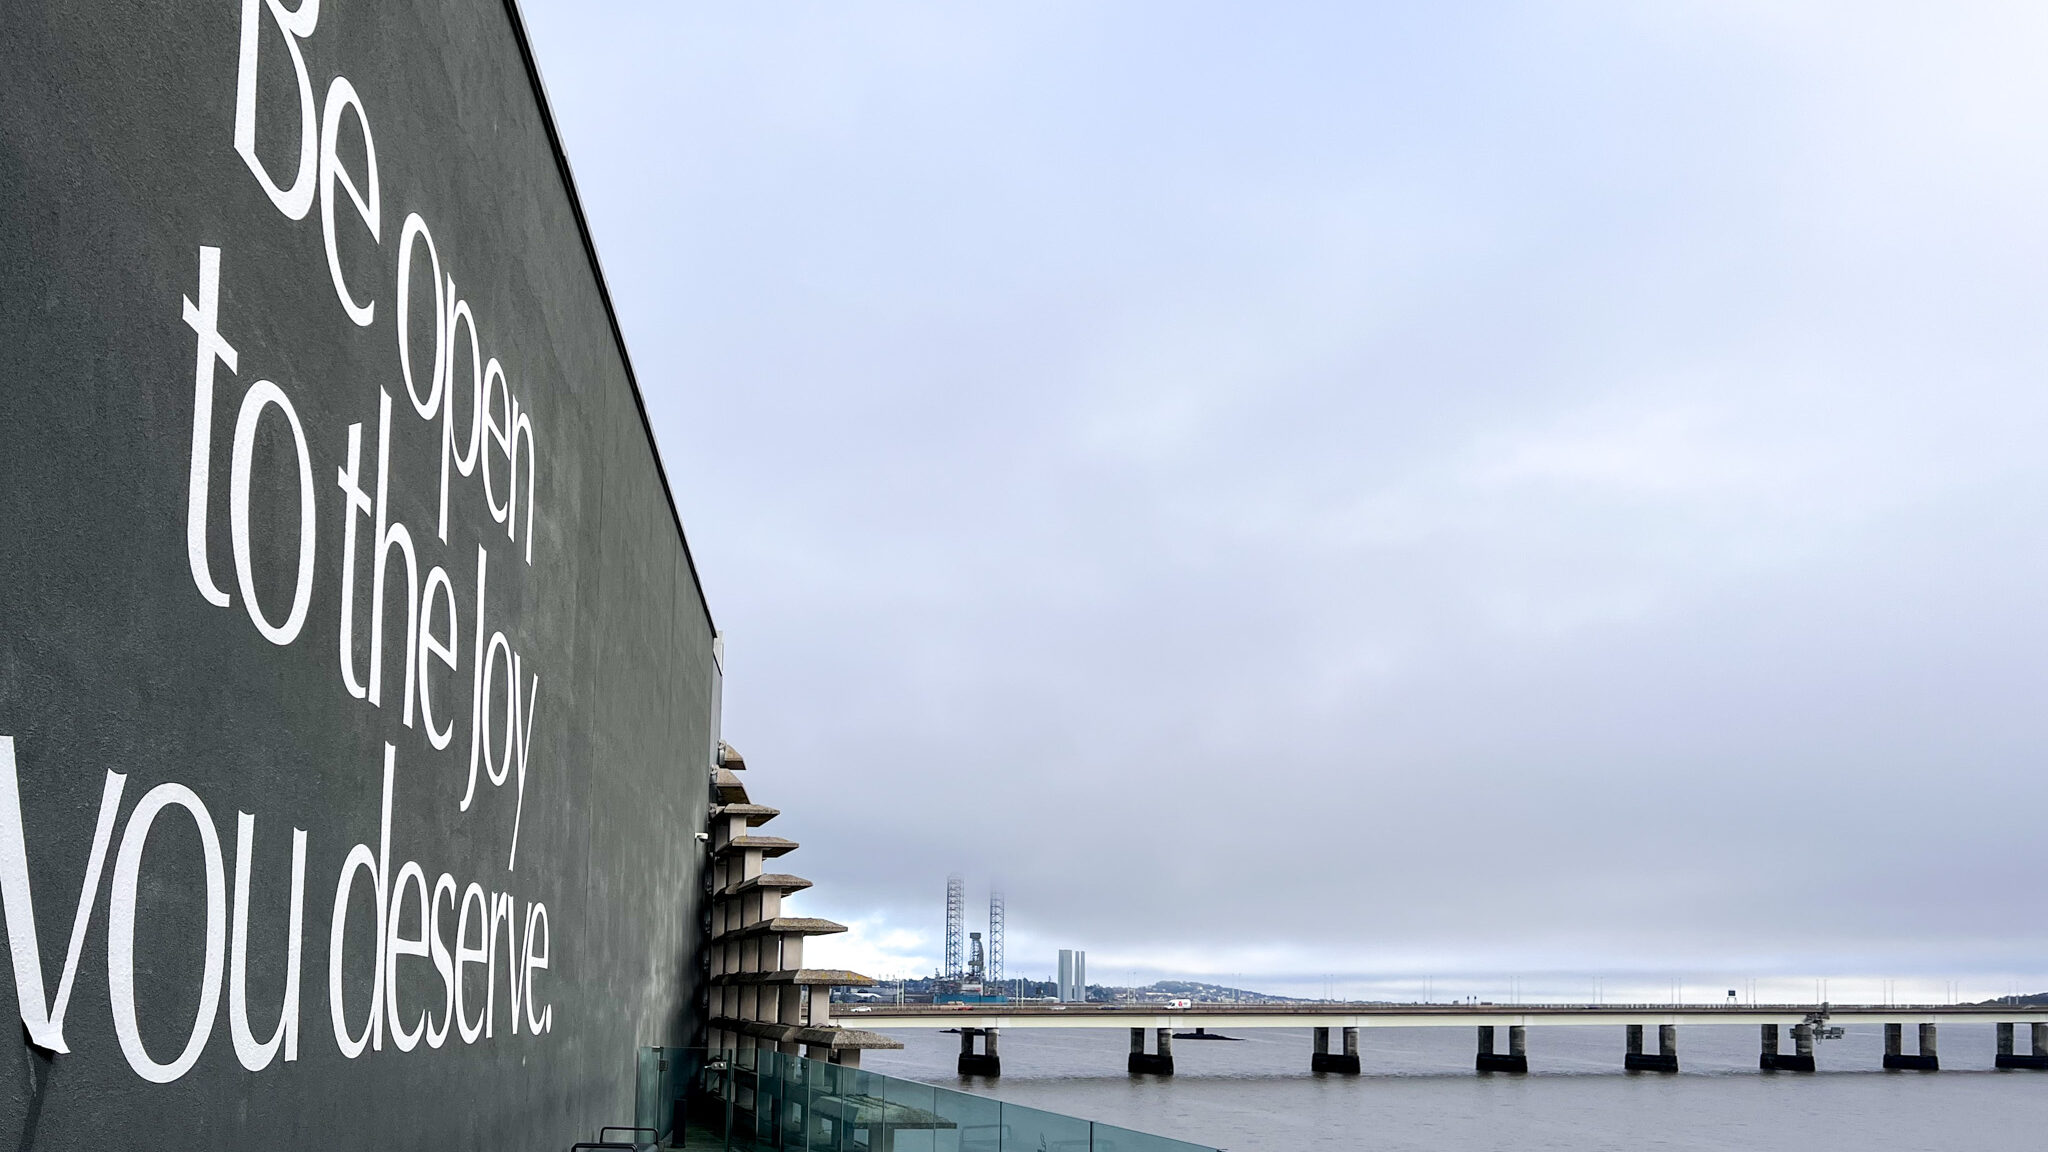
[233,0,322,220]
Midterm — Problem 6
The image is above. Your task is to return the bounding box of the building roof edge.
[499,0,718,636]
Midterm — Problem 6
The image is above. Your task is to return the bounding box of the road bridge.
[837,1002,2048,1077]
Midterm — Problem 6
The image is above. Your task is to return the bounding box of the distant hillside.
[1981,992,2048,1007]
[1123,980,1310,1004]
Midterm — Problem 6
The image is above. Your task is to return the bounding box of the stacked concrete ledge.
[704,743,903,1067]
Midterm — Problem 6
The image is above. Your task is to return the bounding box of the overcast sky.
[519,1,2048,1002]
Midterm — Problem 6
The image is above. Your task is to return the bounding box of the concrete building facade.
[1058,950,1089,1002]
[0,2,723,1148]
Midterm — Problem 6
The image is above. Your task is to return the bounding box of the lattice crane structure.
[944,873,965,982]
[988,888,1005,987]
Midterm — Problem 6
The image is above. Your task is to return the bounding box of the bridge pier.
[1760,1023,1815,1071]
[1476,1025,1528,1073]
[957,1027,1001,1076]
[1128,1027,1174,1075]
[1625,1024,1678,1072]
[1312,1026,1361,1074]
[1995,1022,2048,1070]
[1883,1023,1938,1071]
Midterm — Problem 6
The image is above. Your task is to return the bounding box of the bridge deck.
[840,1003,2048,1030]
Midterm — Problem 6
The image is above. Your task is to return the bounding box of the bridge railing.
[670,1045,1219,1152]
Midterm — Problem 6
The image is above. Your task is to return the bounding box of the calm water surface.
[861,1022,2048,1151]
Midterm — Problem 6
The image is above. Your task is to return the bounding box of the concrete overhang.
[712,834,796,858]
[720,873,813,898]
[711,1018,904,1050]
[711,916,847,943]
[712,969,875,987]
[713,768,749,804]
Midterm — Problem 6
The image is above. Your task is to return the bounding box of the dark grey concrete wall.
[0,1,716,1147]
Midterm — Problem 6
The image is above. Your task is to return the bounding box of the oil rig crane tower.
[943,874,965,985]
[940,876,1007,1000]
[988,887,1004,989]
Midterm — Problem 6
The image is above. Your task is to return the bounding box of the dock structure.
[841,1003,2048,1077]
[706,744,902,1067]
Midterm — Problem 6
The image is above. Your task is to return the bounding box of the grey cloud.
[520,0,2048,996]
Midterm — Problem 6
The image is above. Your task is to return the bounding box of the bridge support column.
[1476,1025,1527,1073]
[957,1028,1001,1076]
[1883,1023,1938,1071]
[1996,1022,2048,1070]
[1625,1024,1677,1072]
[1761,1024,1814,1071]
[1128,1027,1174,1075]
[1312,1025,1360,1074]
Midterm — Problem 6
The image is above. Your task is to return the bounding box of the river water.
[860,1022,2048,1151]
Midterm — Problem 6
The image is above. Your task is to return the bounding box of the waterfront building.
[0,2,721,1147]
